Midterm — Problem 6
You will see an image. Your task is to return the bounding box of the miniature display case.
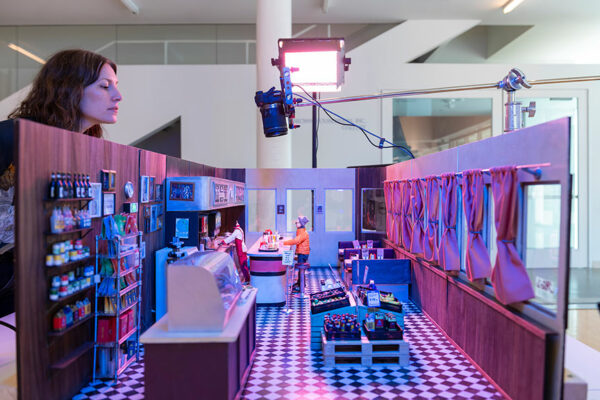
[168,251,243,331]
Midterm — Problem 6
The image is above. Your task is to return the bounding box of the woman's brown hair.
[8,49,117,138]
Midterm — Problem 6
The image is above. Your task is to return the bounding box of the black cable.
[293,85,414,159]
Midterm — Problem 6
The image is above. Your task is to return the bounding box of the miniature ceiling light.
[273,38,351,93]
[503,0,526,14]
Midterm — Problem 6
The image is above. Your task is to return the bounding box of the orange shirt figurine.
[283,216,310,291]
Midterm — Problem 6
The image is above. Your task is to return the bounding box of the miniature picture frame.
[155,183,163,202]
[101,170,116,192]
[149,177,155,202]
[88,182,102,218]
[140,176,150,203]
[102,192,116,216]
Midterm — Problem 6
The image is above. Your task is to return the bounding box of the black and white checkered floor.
[74,267,504,399]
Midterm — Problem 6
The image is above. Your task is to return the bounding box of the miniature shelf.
[50,341,94,369]
[48,313,94,337]
[117,354,137,375]
[48,286,94,311]
[45,197,93,203]
[45,227,93,237]
[46,256,94,276]
[99,248,139,260]
[97,300,138,317]
[96,327,137,347]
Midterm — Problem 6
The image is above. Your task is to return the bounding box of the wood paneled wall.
[15,120,140,400]
[387,241,554,400]
[139,151,166,331]
[354,166,386,242]
[12,121,247,400]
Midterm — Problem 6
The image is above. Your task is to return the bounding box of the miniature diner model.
[5,116,574,400]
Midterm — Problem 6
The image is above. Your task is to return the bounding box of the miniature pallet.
[321,331,409,368]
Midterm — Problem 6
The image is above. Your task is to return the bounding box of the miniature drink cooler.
[168,251,243,331]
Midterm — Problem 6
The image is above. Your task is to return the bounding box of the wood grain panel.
[15,119,140,400]
[139,150,167,331]
[410,257,549,400]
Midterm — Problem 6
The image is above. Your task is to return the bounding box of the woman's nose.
[112,87,122,102]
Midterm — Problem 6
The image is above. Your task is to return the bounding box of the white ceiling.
[1,0,599,26]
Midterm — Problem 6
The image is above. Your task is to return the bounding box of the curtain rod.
[384,162,551,183]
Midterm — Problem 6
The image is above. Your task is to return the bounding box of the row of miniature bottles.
[50,206,92,233]
[48,172,92,199]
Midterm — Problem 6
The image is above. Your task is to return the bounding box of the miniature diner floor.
[74,268,504,400]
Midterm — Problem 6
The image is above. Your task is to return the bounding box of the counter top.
[140,288,257,344]
[247,236,293,258]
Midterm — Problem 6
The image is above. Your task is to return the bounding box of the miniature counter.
[140,288,257,400]
[247,237,292,306]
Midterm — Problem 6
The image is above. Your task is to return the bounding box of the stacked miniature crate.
[310,289,357,350]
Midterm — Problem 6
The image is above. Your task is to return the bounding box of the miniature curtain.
[423,176,440,263]
[410,179,425,256]
[462,170,492,281]
[401,179,413,250]
[392,181,403,247]
[490,166,534,304]
[439,173,460,271]
[384,181,393,241]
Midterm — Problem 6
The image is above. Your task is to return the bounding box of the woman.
[0,49,122,317]
[8,48,122,137]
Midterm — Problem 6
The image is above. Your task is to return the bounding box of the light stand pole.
[312,92,318,168]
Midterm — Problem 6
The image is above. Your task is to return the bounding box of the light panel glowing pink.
[284,51,340,92]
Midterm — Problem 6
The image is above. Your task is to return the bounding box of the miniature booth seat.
[351,259,411,302]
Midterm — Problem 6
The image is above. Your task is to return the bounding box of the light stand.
[312,92,318,168]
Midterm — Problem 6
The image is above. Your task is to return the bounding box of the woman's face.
[79,63,122,132]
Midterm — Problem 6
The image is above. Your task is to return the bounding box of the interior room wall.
[1,24,598,268]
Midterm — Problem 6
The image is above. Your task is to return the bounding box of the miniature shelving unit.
[44,197,96,371]
[92,231,143,382]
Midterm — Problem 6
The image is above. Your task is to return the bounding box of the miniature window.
[247,189,275,232]
[326,189,353,232]
[286,189,314,232]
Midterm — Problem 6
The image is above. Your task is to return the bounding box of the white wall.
[1,23,599,267]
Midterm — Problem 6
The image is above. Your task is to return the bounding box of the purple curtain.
[462,170,492,281]
[439,173,460,271]
[490,167,534,304]
[384,182,392,241]
[401,179,413,250]
[392,181,402,246]
[410,179,425,256]
[423,176,440,263]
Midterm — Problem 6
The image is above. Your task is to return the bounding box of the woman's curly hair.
[8,49,117,138]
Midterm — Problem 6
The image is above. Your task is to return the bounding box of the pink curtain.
[462,170,492,281]
[401,179,413,250]
[490,167,534,304]
[410,179,425,256]
[423,176,439,263]
[392,181,403,246]
[439,173,460,271]
[384,182,392,241]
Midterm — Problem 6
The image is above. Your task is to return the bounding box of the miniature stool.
[294,263,310,299]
